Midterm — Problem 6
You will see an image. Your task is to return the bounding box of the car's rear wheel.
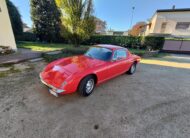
[127,62,137,75]
[78,76,95,97]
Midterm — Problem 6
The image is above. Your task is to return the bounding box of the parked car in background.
[40,45,141,97]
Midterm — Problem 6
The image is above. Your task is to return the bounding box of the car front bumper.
[40,74,65,97]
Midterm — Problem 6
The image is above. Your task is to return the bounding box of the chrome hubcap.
[86,79,94,94]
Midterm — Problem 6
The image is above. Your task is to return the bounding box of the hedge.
[43,47,88,62]
[142,36,165,50]
[16,32,37,42]
[16,32,66,43]
[17,34,165,51]
[83,35,165,50]
[83,35,142,48]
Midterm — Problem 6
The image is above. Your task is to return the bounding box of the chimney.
[172,5,176,10]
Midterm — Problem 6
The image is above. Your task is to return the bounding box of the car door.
[107,49,129,78]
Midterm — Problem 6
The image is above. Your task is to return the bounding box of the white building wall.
[145,11,190,37]
[145,14,157,35]
[0,0,17,50]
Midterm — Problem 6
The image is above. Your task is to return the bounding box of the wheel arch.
[134,60,138,64]
[82,74,98,84]
[77,73,98,90]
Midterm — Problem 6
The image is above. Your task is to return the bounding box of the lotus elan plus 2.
[40,45,141,97]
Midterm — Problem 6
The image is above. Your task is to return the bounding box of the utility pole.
[130,6,135,29]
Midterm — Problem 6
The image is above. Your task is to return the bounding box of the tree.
[30,0,62,42]
[6,0,23,38]
[129,22,146,36]
[56,0,95,47]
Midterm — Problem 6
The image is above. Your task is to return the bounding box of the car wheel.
[128,62,137,75]
[78,76,95,97]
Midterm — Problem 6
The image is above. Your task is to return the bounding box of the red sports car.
[40,45,141,97]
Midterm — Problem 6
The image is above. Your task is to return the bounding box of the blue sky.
[11,0,190,31]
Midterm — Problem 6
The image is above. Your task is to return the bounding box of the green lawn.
[17,41,89,52]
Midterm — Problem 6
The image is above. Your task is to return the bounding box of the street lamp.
[130,6,135,29]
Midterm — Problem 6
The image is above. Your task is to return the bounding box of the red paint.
[40,45,141,95]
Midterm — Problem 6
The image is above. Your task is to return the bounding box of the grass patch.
[0,72,8,78]
[17,41,90,52]
[0,67,21,78]
[165,38,190,41]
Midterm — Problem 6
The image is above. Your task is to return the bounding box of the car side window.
[113,49,127,60]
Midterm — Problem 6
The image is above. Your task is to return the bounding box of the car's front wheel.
[78,76,95,97]
[127,62,137,75]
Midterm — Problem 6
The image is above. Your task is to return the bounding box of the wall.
[0,0,17,50]
[146,11,190,37]
[145,14,158,35]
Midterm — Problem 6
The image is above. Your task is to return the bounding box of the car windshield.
[85,47,113,61]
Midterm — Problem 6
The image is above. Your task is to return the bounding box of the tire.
[78,75,95,97]
[127,62,137,75]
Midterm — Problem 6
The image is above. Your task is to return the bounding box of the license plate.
[49,89,58,97]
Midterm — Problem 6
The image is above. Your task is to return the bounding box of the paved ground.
[0,55,190,138]
[0,48,42,65]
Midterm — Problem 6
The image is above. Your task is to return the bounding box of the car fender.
[63,70,98,94]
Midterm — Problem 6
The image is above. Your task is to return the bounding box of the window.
[113,49,127,60]
[161,22,167,33]
[85,47,113,61]
[176,22,190,30]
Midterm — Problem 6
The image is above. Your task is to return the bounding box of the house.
[106,31,128,36]
[0,0,17,50]
[145,8,190,38]
[94,17,107,34]
[23,23,32,33]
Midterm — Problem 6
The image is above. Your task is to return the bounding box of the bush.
[16,32,37,42]
[83,35,142,48]
[62,47,88,55]
[83,35,165,50]
[17,32,67,43]
[142,36,165,51]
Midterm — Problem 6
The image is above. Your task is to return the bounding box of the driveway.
[0,48,42,65]
[0,54,190,138]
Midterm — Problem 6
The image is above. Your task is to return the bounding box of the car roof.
[94,44,126,51]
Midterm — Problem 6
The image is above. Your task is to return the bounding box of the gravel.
[0,56,190,138]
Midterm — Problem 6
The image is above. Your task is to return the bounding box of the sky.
[11,0,190,31]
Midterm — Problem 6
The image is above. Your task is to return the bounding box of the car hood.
[41,55,106,88]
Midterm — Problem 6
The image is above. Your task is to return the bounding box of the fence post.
[179,38,184,51]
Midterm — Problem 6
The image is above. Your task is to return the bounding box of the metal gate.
[163,40,190,52]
